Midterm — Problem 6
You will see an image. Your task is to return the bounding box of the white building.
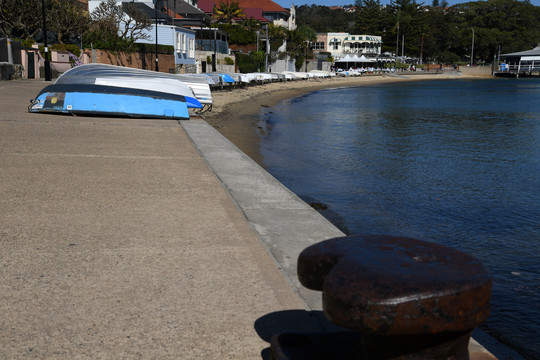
[312,32,383,60]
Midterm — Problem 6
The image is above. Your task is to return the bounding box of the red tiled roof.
[198,0,215,13]
[215,0,287,13]
[244,8,270,22]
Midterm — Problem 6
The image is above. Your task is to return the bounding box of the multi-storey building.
[312,32,382,60]
[198,0,296,31]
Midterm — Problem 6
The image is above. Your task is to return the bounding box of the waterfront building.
[497,43,540,77]
[310,32,397,69]
[311,33,382,61]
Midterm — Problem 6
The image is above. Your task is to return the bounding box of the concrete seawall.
[460,65,493,76]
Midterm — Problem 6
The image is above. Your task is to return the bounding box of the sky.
[274,0,540,7]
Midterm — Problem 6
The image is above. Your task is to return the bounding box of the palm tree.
[266,23,286,52]
[286,26,316,60]
[213,0,246,24]
[241,16,260,32]
[268,23,286,40]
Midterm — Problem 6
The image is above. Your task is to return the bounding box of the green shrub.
[21,39,35,48]
[39,43,81,58]
[295,54,304,71]
[235,52,265,73]
[224,57,234,65]
[238,63,257,73]
[220,24,256,45]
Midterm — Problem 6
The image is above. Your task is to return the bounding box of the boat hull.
[29,84,190,120]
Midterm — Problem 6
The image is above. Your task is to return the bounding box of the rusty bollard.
[270,235,492,360]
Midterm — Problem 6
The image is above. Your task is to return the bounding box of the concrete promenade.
[0,80,496,359]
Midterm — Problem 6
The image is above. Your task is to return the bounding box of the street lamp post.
[212,28,217,72]
[470,28,474,66]
[155,0,159,72]
[305,41,308,72]
[41,0,51,81]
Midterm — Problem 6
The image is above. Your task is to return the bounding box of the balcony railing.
[196,39,229,54]
[503,63,540,73]
[343,49,379,54]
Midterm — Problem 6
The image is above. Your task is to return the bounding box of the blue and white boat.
[176,74,214,110]
[29,64,202,120]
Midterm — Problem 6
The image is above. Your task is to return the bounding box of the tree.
[213,0,246,24]
[356,0,385,34]
[220,23,256,45]
[0,0,42,39]
[296,5,356,33]
[241,17,260,32]
[387,0,425,56]
[49,0,90,44]
[268,23,286,52]
[451,0,540,62]
[286,27,313,54]
[0,0,88,43]
[86,0,151,51]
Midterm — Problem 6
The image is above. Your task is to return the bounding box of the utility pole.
[395,23,399,58]
[470,28,474,66]
[41,0,51,81]
[265,24,269,72]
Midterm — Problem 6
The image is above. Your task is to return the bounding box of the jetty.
[494,43,540,78]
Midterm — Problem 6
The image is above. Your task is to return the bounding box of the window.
[329,38,341,50]
[176,32,183,53]
[310,41,325,50]
[176,32,188,53]
[189,38,195,58]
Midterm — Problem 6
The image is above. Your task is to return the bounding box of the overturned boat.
[29,64,202,120]
[176,74,213,113]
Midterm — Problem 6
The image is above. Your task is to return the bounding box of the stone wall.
[91,49,176,73]
[459,65,493,76]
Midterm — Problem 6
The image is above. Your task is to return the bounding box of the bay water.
[259,78,539,359]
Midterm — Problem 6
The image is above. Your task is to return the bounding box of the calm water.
[259,78,540,359]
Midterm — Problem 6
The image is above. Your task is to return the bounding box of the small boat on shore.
[176,74,213,113]
[29,64,202,120]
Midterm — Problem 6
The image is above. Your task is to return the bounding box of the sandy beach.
[203,72,481,165]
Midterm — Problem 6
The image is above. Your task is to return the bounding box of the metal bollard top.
[298,235,492,335]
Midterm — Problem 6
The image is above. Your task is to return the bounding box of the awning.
[336,54,375,63]
[336,55,353,62]
[357,55,374,63]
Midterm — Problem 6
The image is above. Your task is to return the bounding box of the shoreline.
[203,72,486,166]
